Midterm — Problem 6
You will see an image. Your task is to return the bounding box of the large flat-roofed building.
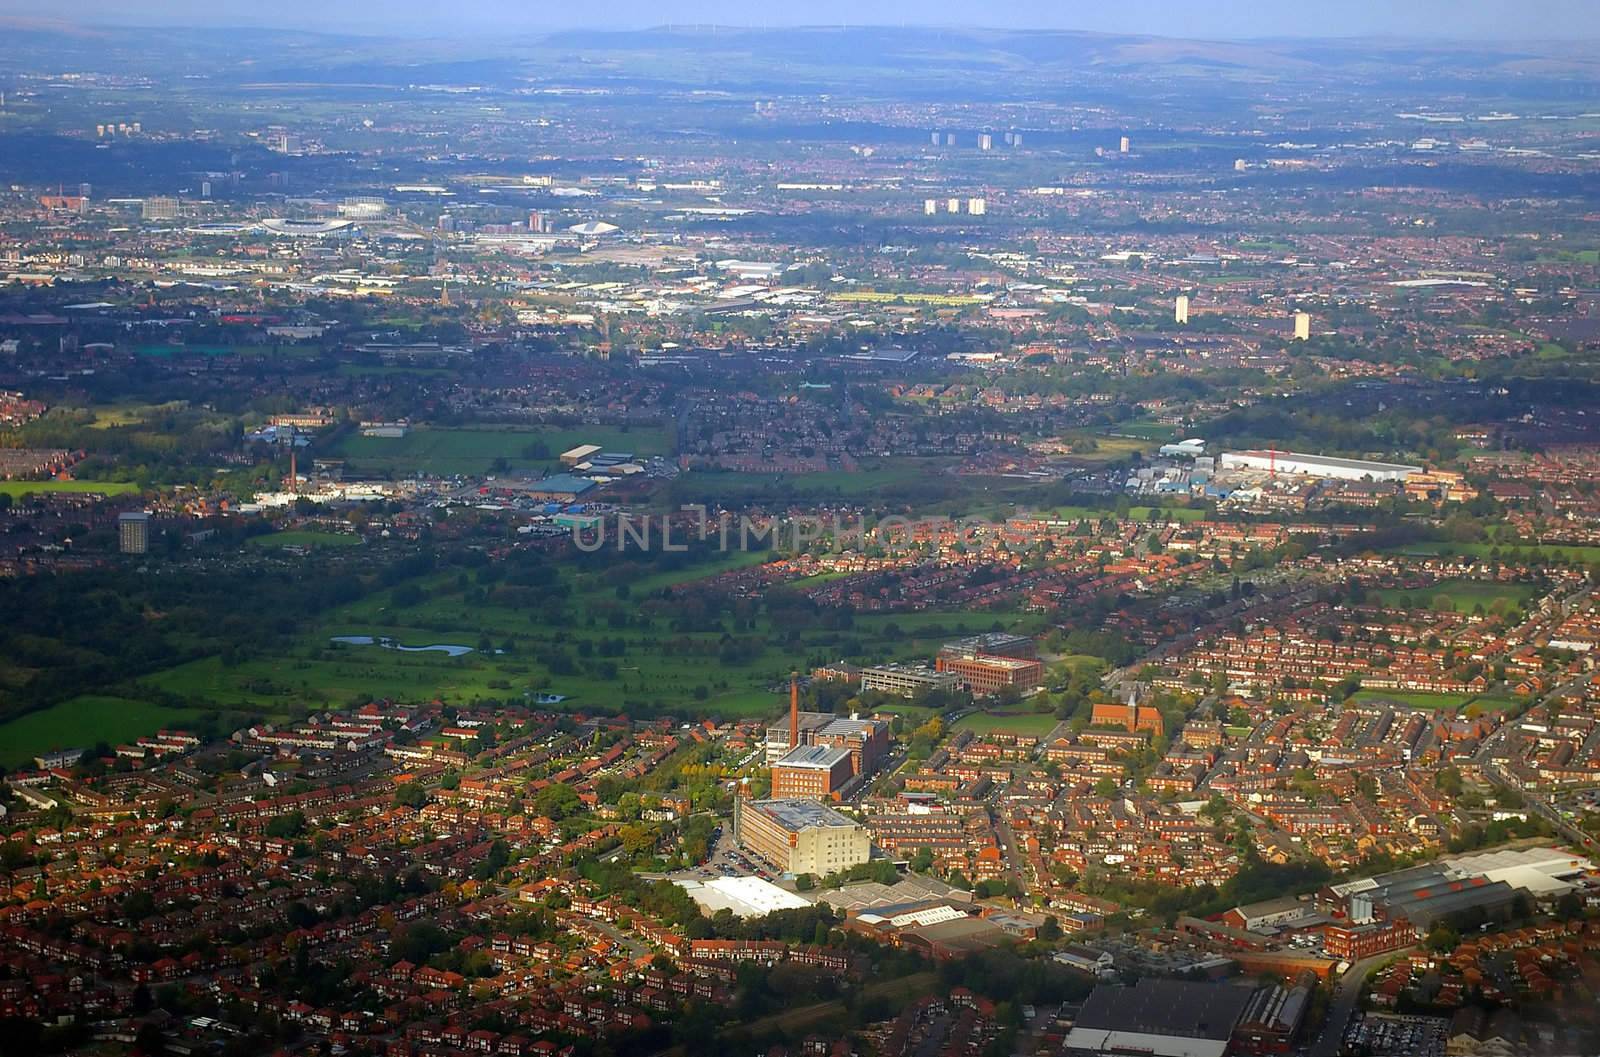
[771,744,854,800]
[675,875,814,919]
[560,444,602,466]
[938,633,1037,662]
[860,664,960,698]
[1440,846,1593,897]
[1219,450,1421,483]
[733,797,871,877]
[523,474,598,502]
[936,653,1043,695]
[1063,979,1255,1057]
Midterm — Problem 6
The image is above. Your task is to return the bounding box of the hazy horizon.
[1,0,1595,42]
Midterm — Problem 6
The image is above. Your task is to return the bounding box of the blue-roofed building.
[524,474,598,501]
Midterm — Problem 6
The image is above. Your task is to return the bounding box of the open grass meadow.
[668,459,956,507]
[329,424,672,477]
[1350,689,1475,712]
[0,479,141,498]
[1372,578,1539,613]
[952,709,1061,737]
[0,695,200,768]
[1394,541,1600,566]
[123,550,1053,735]
[1350,688,1532,717]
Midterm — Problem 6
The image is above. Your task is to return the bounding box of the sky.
[0,0,1592,40]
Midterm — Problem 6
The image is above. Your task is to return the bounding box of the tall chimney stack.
[789,671,799,749]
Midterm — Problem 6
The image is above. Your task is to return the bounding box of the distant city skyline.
[1,0,1595,41]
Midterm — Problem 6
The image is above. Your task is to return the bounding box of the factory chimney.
[789,671,799,749]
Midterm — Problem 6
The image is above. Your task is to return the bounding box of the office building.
[141,196,179,221]
[1293,311,1311,341]
[979,133,992,151]
[924,198,937,215]
[946,197,960,214]
[1119,135,1131,153]
[733,797,871,877]
[936,654,1042,696]
[939,633,1037,662]
[118,511,151,554]
[860,664,959,698]
[967,197,986,215]
[1175,294,1190,324]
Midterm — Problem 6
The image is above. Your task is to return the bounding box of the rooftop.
[1073,978,1255,1041]
[676,875,812,919]
[750,797,861,832]
[775,744,853,771]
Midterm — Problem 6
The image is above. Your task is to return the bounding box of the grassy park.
[329,424,673,477]
[0,479,140,498]
[1351,689,1475,712]
[952,710,1061,737]
[1372,578,1539,613]
[124,552,1049,729]
[0,695,200,768]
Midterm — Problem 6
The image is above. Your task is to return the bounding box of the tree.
[533,783,583,821]
[794,873,815,891]
[1425,923,1460,953]
[394,783,428,808]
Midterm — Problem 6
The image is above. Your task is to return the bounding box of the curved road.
[1308,951,1403,1057]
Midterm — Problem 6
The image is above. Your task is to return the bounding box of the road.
[1470,670,1600,855]
[990,807,1027,892]
[1308,951,1398,1057]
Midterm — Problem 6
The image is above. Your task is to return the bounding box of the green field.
[247,529,364,549]
[1373,578,1538,613]
[1464,694,1523,717]
[0,695,199,768]
[329,424,672,477]
[1395,541,1600,565]
[0,479,140,498]
[953,710,1060,736]
[1050,654,1108,678]
[670,459,949,506]
[1351,689,1473,711]
[1106,420,1181,442]
[1075,433,1159,462]
[120,549,1056,738]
